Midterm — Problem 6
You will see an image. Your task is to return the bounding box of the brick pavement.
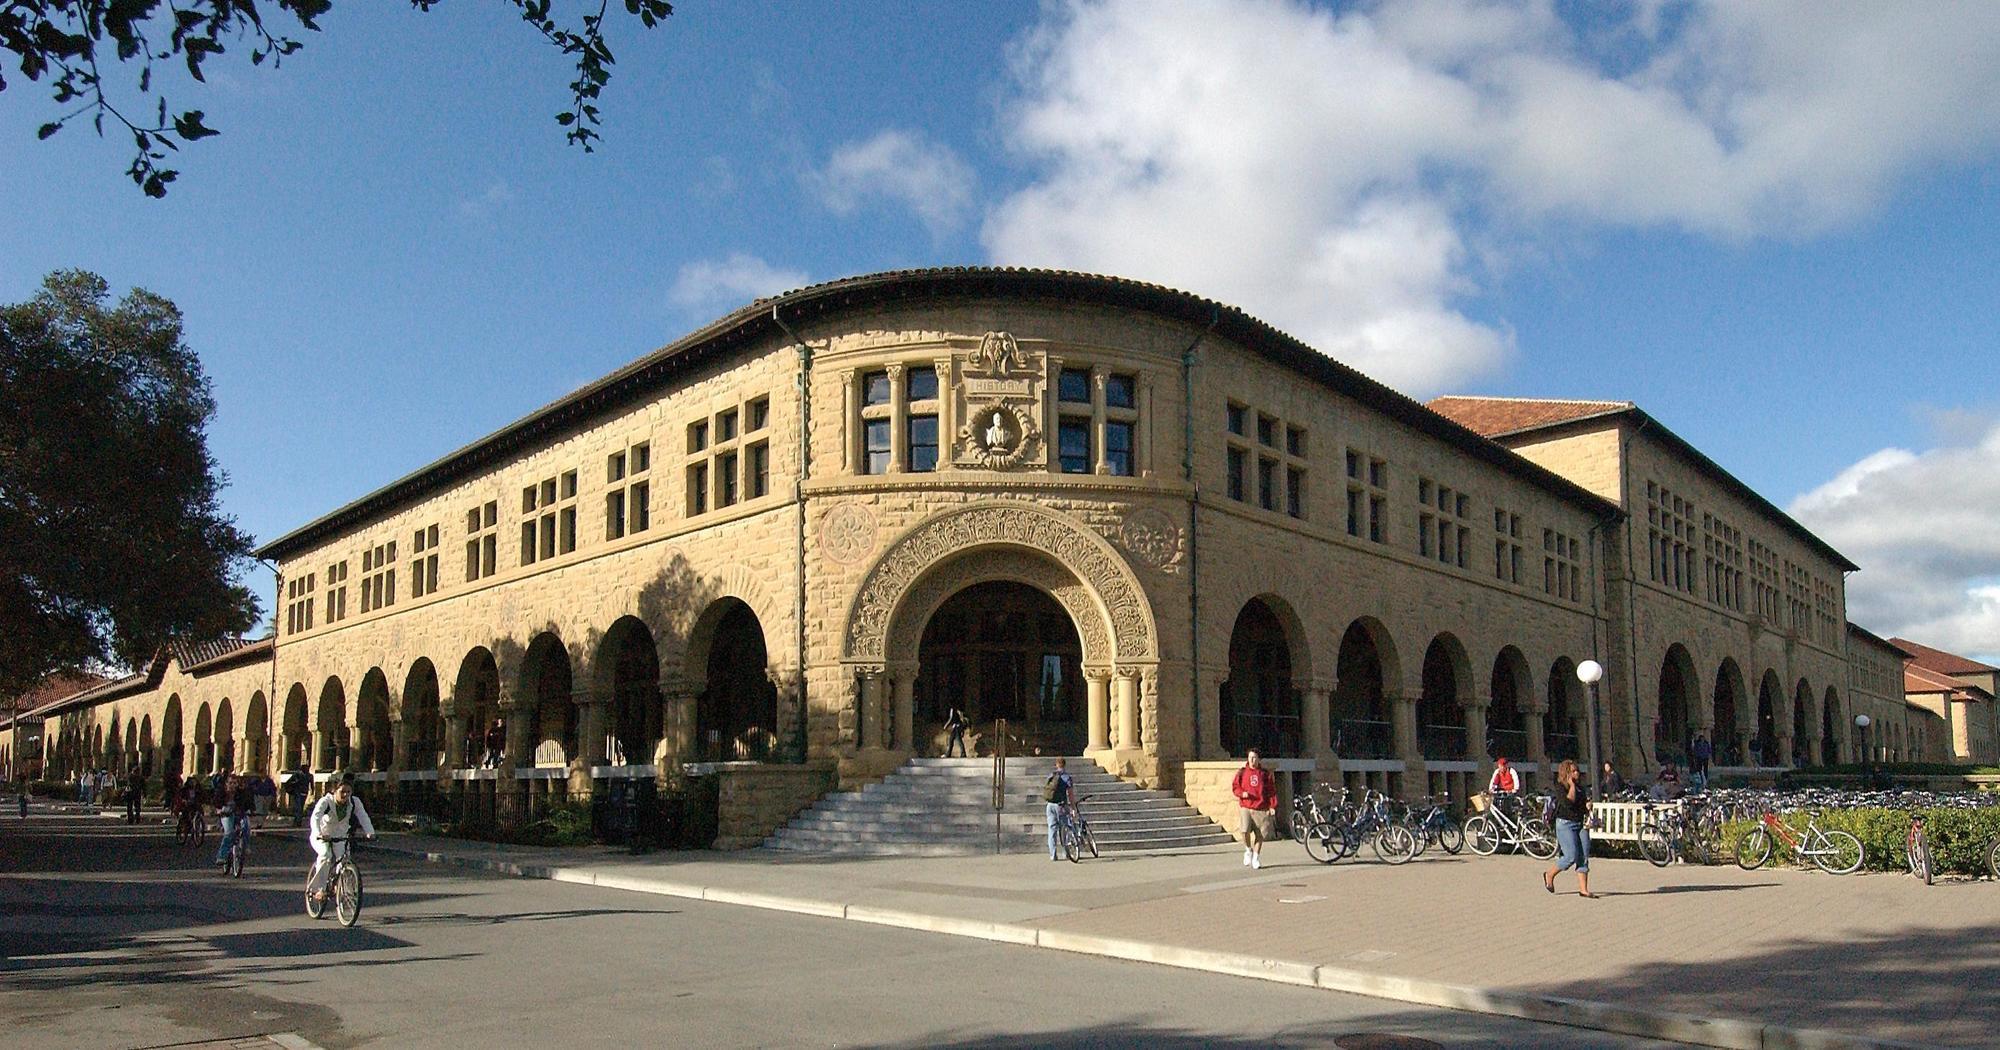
[371,832,1993,1047]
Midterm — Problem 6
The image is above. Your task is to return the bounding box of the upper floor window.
[1493,509,1523,585]
[285,572,317,635]
[359,542,396,613]
[691,396,771,514]
[862,370,891,407]
[1104,374,1135,410]
[324,560,348,624]
[1346,450,1388,543]
[1059,368,1091,404]
[465,500,499,582]
[521,470,578,566]
[607,442,652,540]
[410,524,441,599]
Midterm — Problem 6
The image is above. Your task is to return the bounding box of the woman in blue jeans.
[1543,758,1596,898]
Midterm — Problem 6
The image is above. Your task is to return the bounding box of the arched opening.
[1821,687,1840,766]
[1332,619,1395,758]
[695,600,779,762]
[1655,646,1695,765]
[401,660,442,769]
[281,684,310,771]
[1418,635,1470,760]
[355,669,394,772]
[193,703,213,776]
[137,717,152,776]
[454,648,501,767]
[1545,658,1583,762]
[120,719,135,772]
[107,714,121,771]
[917,581,1084,755]
[245,692,268,774]
[1756,670,1783,767]
[1792,679,1813,768]
[1488,647,1532,761]
[215,699,234,772]
[1221,598,1300,757]
[596,618,659,766]
[521,634,576,767]
[315,678,348,771]
[1712,659,1746,766]
[161,696,184,777]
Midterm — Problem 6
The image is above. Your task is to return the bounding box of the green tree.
[0,270,259,695]
[5,0,675,197]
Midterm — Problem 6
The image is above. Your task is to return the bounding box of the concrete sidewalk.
[357,832,1975,1049]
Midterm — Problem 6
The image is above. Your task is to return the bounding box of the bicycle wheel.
[1290,809,1310,845]
[1402,819,1429,858]
[1303,821,1340,864]
[1061,821,1079,862]
[1988,836,2000,881]
[335,864,363,926]
[1909,840,1932,886]
[1375,824,1417,864]
[1811,830,1864,876]
[174,817,191,846]
[305,873,328,919]
[1636,823,1675,867]
[1736,827,1772,870]
[1435,819,1465,855]
[193,817,207,847]
[1521,818,1558,861]
[1464,815,1498,856]
[1078,823,1099,860]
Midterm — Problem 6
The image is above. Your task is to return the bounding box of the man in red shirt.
[1232,749,1277,869]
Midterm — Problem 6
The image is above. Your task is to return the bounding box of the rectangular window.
[609,451,627,483]
[746,399,768,432]
[482,534,496,577]
[1104,421,1134,477]
[744,446,766,499]
[1104,373,1135,409]
[522,521,538,564]
[1227,403,1247,436]
[1257,414,1277,448]
[1286,426,1306,457]
[607,489,627,540]
[559,506,576,554]
[1369,458,1386,489]
[540,512,556,559]
[1286,466,1304,518]
[1420,514,1435,557]
[541,479,557,507]
[864,419,892,475]
[908,369,939,402]
[717,451,739,507]
[1059,368,1091,404]
[1258,456,1277,510]
[384,569,395,606]
[1347,487,1363,536]
[718,409,738,442]
[631,481,650,530]
[1058,417,1092,473]
[560,470,577,500]
[466,540,481,581]
[1346,450,1360,479]
[633,441,650,472]
[689,420,709,453]
[1228,447,1247,501]
[1369,495,1385,543]
[908,415,939,472]
[863,370,891,406]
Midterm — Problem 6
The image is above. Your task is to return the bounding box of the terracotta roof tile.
[1890,638,2000,677]
[1425,396,1633,438]
[1907,663,1994,700]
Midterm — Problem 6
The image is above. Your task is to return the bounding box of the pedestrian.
[1543,758,1595,898]
[163,769,183,816]
[252,772,276,821]
[944,705,968,758]
[1043,757,1074,861]
[1487,756,1522,816]
[1650,763,1684,801]
[16,773,28,819]
[1600,761,1626,796]
[1231,749,1277,869]
[78,769,91,806]
[482,718,506,768]
[463,723,480,768]
[1691,733,1712,779]
[283,765,311,826]
[124,768,144,824]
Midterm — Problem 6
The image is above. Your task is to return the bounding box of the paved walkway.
[358,831,1993,1049]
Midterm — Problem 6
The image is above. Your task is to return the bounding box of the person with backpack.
[282,766,311,826]
[943,706,968,758]
[1231,750,1277,869]
[1042,758,1074,861]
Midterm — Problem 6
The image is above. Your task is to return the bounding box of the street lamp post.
[1854,714,1872,786]
[1577,660,1605,797]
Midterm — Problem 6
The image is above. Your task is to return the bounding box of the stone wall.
[712,761,837,849]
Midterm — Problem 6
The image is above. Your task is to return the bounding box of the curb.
[371,838,1923,1050]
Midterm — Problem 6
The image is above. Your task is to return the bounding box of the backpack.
[1042,774,1063,804]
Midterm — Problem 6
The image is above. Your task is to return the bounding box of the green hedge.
[1719,807,2000,875]
[1806,762,2000,777]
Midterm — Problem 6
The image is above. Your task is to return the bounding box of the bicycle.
[218,813,249,879]
[175,804,207,847]
[1402,794,1464,856]
[1735,809,1864,875]
[1636,800,1711,867]
[305,835,367,926]
[1906,813,1932,886]
[1308,789,1416,865]
[1059,795,1098,862]
[1463,793,1556,860]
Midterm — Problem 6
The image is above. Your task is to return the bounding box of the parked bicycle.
[1906,813,1932,885]
[1306,788,1416,864]
[1402,793,1464,856]
[1636,799,1721,866]
[1059,794,1099,862]
[1735,809,1864,875]
[1463,792,1556,859]
[306,835,366,926]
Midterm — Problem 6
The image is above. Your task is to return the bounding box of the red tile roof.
[1907,663,1994,700]
[6,672,109,719]
[1890,638,1999,676]
[1424,396,1634,438]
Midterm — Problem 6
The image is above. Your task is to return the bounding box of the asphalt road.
[0,806,1680,1049]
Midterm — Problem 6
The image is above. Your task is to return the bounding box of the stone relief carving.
[819,504,878,566]
[886,549,1109,665]
[957,402,1042,470]
[968,330,1029,374]
[1117,507,1185,573]
[954,331,1045,471]
[843,504,1156,662]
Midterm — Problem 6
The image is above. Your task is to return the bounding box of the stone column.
[658,677,697,767]
[1092,371,1110,475]
[1137,375,1155,478]
[1392,693,1426,798]
[1302,680,1334,764]
[841,370,859,473]
[859,670,885,751]
[1464,699,1490,763]
[1044,354,1065,475]
[889,665,915,753]
[931,357,954,457]
[1776,725,1797,769]
[1085,670,1111,751]
[1114,670,1139,750]
[886,364,908,473]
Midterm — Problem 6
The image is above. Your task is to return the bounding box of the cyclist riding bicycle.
[174,778,205,835]
[213,773,255,866]
[306,777,376,906]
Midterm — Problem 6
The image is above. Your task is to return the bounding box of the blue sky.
[4,1,1997,655]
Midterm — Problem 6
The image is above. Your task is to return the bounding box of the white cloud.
[981,0,2000,394]
[1793,415,2000,663]
[456,180,515,218]
[811,129,977,238]
[668,254,809,315]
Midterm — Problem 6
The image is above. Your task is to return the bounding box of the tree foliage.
[3,1,675,197]
[0,270,259,694]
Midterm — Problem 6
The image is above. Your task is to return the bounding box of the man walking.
[944,705,968,758]
[1232,749,1277,869]
[283,765,311,826]
[124,768,144,824]
[1043,758,1074,861]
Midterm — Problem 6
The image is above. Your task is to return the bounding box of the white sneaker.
[1251,853,1261,870]
[1243,847,1252,866]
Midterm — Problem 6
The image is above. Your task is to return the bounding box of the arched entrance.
[595,618,659,766]
[1792,680,1813,768]
[917,581,1084,756]
[1713,659,1746,766]
[455,648,501,767]
[136,717,152,776]
[1656,646,1695,765]
[1545,658,1583,762]
[315,678,348,772]
[281,684,310,771]
[1488,647,1532,761]
[193,703,213,775]
[355,669,393,772]
[161,695,184,777]
[1418,635,1471,760]
[216,699,235,772]
[1333,619,1396,758]
[695,600,779,762]
[521,634,576,767]
[1821,687,1840,765]
[1756,670,1782,766]
[245,692,268,774]
[402,661,442,769]
[1221,599,1299,757]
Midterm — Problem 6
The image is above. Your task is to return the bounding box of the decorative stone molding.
[819,504,878,567]
[885,548,1111,665]
[1118,507,1185,573]
[957,402,1042,470]
[842,502,1158,664]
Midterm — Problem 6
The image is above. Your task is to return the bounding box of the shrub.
[1719,807,2000,876]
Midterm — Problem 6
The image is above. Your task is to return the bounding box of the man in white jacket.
[306,777,376,904]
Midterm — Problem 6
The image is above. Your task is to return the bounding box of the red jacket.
[1232,765,1275,810]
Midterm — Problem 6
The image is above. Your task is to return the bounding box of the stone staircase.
[763,756,1235,856]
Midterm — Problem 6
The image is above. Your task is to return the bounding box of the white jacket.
[310,794,376,842]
